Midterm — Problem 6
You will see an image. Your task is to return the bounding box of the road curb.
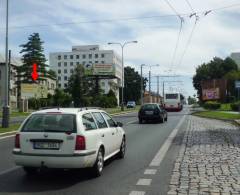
[110,110,137,116]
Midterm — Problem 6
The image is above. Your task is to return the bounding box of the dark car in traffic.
[138,103,168,124]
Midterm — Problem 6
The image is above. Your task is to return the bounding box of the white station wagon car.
[13,108,126,176]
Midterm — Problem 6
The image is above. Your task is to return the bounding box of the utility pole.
[140,64,146,105]
[2,0,9,128]
[157,75,159,103]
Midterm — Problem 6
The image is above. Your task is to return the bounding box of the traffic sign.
[235,81,240,88]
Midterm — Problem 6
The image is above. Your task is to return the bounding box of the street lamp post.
[108,41,137,111]
[2,0,9,128]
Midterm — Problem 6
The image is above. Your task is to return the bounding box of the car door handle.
[101,134,105,137]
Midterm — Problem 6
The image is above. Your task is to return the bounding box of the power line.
[0,2,239,30]
[164,0,184,72]
[185,0,195,13]
[176,16,199,71]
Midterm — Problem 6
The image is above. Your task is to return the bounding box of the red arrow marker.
[31,63,39,81]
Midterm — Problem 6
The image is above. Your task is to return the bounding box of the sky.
[1,0,240,97]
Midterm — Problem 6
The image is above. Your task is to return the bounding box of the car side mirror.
[116,122,123,127]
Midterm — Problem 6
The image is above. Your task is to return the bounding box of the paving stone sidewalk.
[168,116,240,195]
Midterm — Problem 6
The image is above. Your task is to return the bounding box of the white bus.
[163,93,183,111]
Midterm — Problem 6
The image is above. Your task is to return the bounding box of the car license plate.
[34,142,60,149]
[145,111,153,115]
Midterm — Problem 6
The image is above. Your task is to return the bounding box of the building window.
[95,54,98,58]
[82,54,86,59]
[64,83,67,88]
[89,54,92,59]
[58,62,61,67]
[64,55,67,59]
[64,76,68,81]
[58,84,61,88]
[70,69,74,73]
[82,61,86,65]
[64,62,67,66]
[89,61,92,64]
[70,55,73,59]
[64,69,67,73]
[58,55,61,60]
[101,53,104,58]
[51,83,54,89]
[101,61,105,64]
[76,55,79,59]
[76,62,80,65]
[70,62,73,66]
[58,76,61,81]
[58,70,61,74]
[95,61,98,63]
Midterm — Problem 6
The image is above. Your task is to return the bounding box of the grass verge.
[0,124,21,134]
[0,111,30,118]
[193,111,240,120]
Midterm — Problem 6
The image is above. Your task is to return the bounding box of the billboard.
[21,83,48,99]
[202,88,220,100]
[84,63,115,76]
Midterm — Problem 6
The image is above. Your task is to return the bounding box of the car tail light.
[15,134,20,148]
[75,135,86,150]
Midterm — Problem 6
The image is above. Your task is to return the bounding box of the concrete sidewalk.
[168,116,240,195]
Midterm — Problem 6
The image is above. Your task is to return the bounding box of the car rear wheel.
[23,167,38,175]
[165,117,168,122]
[118,137,126,159]
[92,148,104,177]
[159,116,164,123]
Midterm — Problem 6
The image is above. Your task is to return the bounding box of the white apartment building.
[49,45,122,104]
[230,52,240,69]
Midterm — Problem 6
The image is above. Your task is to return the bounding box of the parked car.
[138,103,168,124]
[127,101,136,108]
[13,108,126,177]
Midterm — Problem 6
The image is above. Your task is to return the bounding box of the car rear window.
[21,114,76,133]
[165,94,178,99]
[142,104,157,110]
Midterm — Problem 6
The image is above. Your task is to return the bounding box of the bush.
[230,102,240,111]
[203,101,221,110]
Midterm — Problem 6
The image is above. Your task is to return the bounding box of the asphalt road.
[0,108,189,195]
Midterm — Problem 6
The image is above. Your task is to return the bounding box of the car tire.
[23,167,38,175]
[92,148,104,177]
[139,118,143,124]
[159,116,164,123]
[165,117,168,122]
[118,137,126,159]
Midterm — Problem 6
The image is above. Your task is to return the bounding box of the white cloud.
[1,0,240,96]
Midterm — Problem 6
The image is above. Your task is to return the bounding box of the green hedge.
[203,101,221,110]
[230,102,240,111]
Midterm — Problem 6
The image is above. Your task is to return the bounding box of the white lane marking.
[0,131,17,136]
[144,169,157,175]
[126,120,138,125]
[149,114,186,167]
[129,191,145,195]
[0,166,20,176]
[136,178,152,186]
[0,134,15,140]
